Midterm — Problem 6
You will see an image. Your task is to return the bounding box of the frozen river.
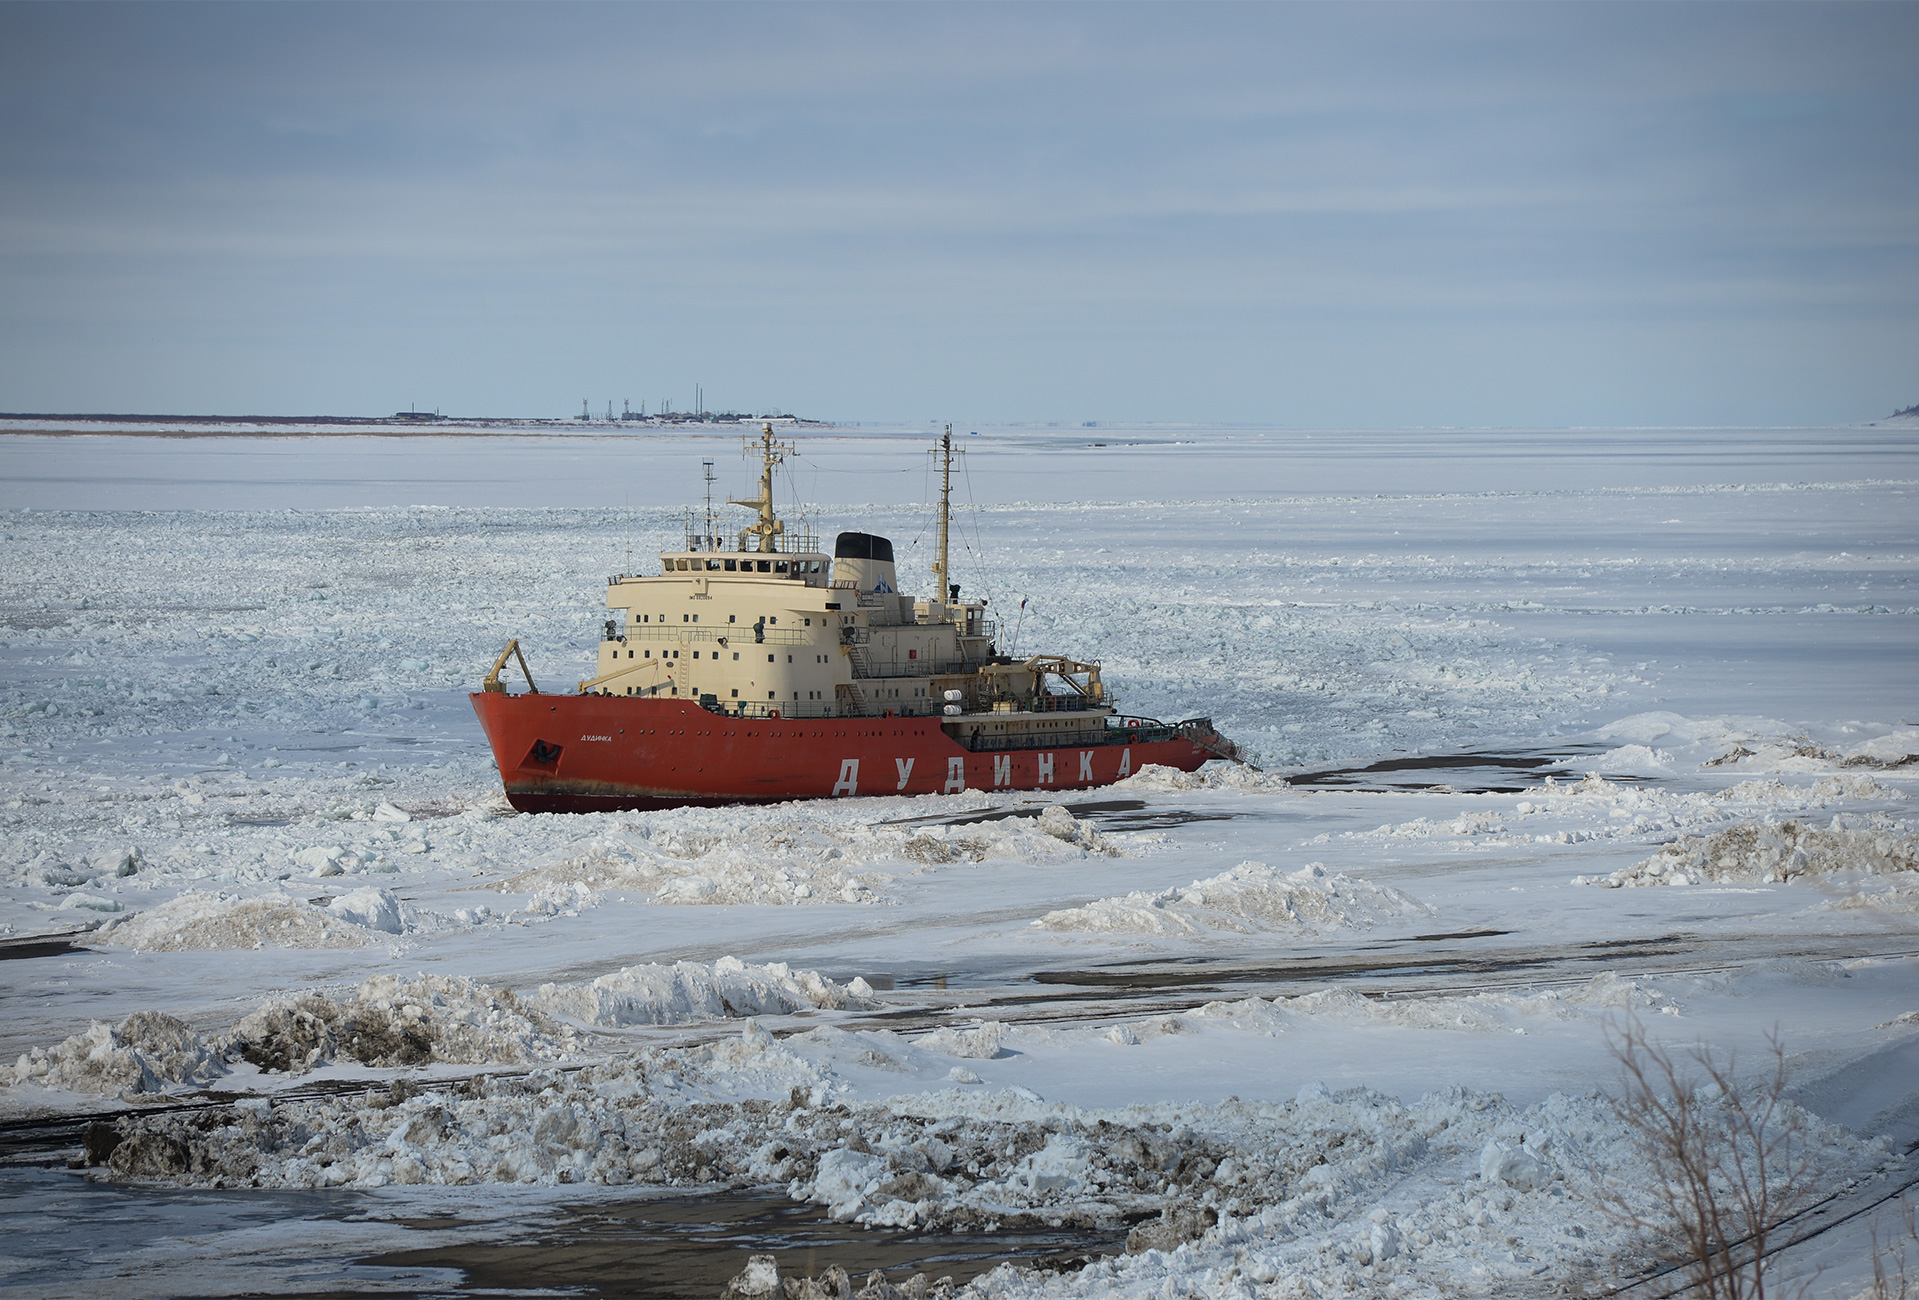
[1,421,1915,1297]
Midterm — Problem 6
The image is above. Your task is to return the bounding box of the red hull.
[469,693,1214,812]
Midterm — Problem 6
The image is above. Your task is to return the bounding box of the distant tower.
[580,399,590,422]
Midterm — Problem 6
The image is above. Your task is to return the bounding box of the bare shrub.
[1868,1199,1919,1300]
[1603,1019,1820,1300]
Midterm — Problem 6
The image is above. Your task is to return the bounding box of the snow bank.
[1034,862,1428,937]
[223,973,586,1072]
[87,1024,1883,1300]
[1581,818,1919,888]
[1,1012,226,1095]
[531,957,877,1027]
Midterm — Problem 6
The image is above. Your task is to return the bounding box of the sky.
[0,2,1914,428]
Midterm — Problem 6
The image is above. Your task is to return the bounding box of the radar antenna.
[701,460,717,552]
[729,423,794,553]
[930,425,961,602]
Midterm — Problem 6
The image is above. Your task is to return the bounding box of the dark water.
[0,1166,1123,1299]
[359,1190,1125,1298]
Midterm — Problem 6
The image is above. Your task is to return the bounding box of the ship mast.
[729,422,790,553]
[932,425,955,601]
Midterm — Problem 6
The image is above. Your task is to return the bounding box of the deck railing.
[604,622,809,647]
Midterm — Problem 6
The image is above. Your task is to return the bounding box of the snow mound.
[531,957,878,1028]
[1113,762,1292,794]
[1583,818,1919,888]
[96,891,381,951]
[495,804,1130,909]
[1,1012,226,1096]
[1034,861,1429,936]
[223,974,586,1073]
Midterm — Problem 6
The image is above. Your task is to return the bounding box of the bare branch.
[1600,1017,1821,1300]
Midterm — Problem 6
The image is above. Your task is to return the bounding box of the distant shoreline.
[0,412,834,438]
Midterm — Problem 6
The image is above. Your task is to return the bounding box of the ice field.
[1,421,1916,1298]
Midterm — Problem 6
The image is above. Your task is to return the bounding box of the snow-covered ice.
[1,421,1915,1297]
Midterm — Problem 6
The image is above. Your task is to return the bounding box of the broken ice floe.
[1033,861,1427,937]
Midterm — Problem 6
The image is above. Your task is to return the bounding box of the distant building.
[393,411,442,422]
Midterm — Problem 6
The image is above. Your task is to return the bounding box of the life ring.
[1126,718,1140,729]
[769,710,780,720]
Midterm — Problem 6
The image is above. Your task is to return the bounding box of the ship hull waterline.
[470,693,1215,813]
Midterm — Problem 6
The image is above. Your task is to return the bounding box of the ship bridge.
[571,425,1085,734]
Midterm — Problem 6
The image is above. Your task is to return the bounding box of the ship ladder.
[841,642,876,715]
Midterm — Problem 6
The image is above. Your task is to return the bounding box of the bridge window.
[731,689,739,697]
[733,652,740,660]
[774,561,787,573]
[706,560,722,571]
[723,560,737,572]
[767,654,775,662]
[728,615,736,623]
